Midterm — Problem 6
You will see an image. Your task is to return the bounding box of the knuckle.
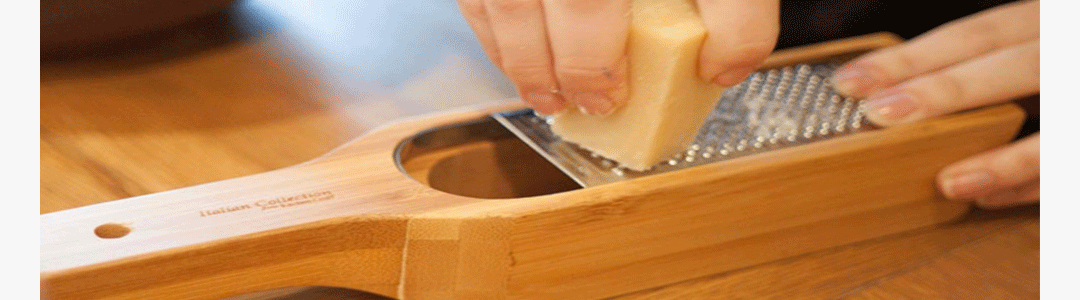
[984,142,1040,185]
[915,72,968,114]
[503,63,555,85]
[457,0,488,19]
[1018,149,1041,174]
[547,0,610,12]
[707,43,774,69]
[486,52,503,70]
[996,144,1040,174]
[987,155,1029,184]
[485,0,538,14]
[869,48,919,81]
[988,153,1024,176]
[477,44,502,68]
[1018,43,1041,80]
[931,72,967,99]
[696,0,723,6]
[555,63,624,90]
[504,63,550,75]
[954,18,1007,54]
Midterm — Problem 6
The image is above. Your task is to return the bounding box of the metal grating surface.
[493,63,870,187]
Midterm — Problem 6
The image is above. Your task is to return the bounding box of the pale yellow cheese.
[550,0,724,171]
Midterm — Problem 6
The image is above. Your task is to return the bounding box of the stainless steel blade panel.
[493,63,870,187]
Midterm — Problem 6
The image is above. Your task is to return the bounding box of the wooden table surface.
[41,1,1039,299]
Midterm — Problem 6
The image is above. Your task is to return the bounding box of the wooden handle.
[39,101,515,299]
[39,98,513,300]
[40,166,410,300]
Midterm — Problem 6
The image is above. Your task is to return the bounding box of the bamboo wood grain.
[608,205,1038,299]
[40,33,1027,300]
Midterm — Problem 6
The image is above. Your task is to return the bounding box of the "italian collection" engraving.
[198,191,335,217]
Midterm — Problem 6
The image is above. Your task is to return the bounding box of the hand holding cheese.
[455,0,779,116]
[553,0,741,170]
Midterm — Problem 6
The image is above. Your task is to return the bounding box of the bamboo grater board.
[40,33,1026,300]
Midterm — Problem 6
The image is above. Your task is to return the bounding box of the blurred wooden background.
[41,0,1037,299]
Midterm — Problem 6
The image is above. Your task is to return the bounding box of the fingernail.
[573,92,615,116]
[712,66,756,86]
[866,90,919,125]
[831,67,876,96]
[526,92,567,116]
[942,171,994,199]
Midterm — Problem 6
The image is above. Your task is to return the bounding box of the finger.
[696,0,780,86]
[937,133,1040,201]
[832,0,1040,97]
[457,0,503,68]
[862,40,1039,126]
[974,179,1040,209]
[484,0,569,115]
[542,0,631,116]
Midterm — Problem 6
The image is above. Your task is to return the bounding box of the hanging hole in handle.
[94,223,131,239]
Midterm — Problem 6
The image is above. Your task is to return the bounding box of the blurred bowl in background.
[41,0,239,51]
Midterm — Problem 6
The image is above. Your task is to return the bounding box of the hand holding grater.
[41,34,1025,300]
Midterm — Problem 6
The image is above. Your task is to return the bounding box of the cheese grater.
[42,34,1028,300]
[494,63,871,187]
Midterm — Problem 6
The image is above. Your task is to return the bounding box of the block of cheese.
[550,0,724,171]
